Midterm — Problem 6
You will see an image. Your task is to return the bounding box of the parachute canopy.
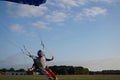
[3,0,47,6]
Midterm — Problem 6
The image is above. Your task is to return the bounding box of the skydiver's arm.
[28,55,36,59]
[46,56,54,61]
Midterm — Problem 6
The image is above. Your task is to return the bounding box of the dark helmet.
[37,50,44,56]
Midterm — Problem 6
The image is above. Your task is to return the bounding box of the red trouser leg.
[40,69,52,79]
[44,70,52,78]
[46,68,56,79]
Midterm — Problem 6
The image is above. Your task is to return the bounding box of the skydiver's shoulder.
[29,55,37,59]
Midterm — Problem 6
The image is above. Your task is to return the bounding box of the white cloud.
[74,13,83,21]
[58,0,79,9]
[54,57,120,71]
[18,5,47,17]
[32,21,52,30]
[46,11,67,23]
[46,1,108,22]
[91,0,113,4]
[83,7,107,17]
[55,0,88,9]
[74,7,107,21]
[84,57,120,71]
[6,0,110,25]
[9,24,26,33]
[52,0,113,10]
[7,3,47,17]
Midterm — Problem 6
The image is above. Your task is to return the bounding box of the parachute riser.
[21,45,31,56]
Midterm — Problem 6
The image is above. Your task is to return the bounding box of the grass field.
[0,75,120,80]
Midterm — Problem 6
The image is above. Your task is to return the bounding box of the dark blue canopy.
[3,0,46,6]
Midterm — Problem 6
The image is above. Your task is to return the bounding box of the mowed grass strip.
[58,75,120,80]
[0,75,46,80]
[0,75,120,80]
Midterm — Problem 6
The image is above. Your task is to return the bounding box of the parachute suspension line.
[1,25,30,69]
[0,17,32,58]
[21,45,33,57]
[21,46,29,56]
[40,41,55,65]
[37,32,53,57]
[41,40,45,50]
[23,45,31,56]
[8,40,25,53]
[37,32,45,51]
[40,40,53,57]
[29,6,46,53]
[0,21,30,69]
[28,6,53,57]
[29,5,53,56]
[0,17,20,49]
[20,45,32,70]
[0,21,22,51]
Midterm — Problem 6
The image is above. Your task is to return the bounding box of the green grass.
[0,75,120,80]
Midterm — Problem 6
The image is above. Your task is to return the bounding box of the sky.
[0,0,120,71]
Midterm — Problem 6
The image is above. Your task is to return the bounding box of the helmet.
[37,50,44,56]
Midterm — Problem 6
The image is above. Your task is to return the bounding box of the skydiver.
[28,50,58,80]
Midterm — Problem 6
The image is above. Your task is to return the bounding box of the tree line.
[1,66,120,75]
[49,65,89,75]
[89,70,120,75]
[0,66,89,75]
[0,68,25,72]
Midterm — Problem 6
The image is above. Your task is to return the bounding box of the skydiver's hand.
[51,56,54,60]
[28,68,34,71]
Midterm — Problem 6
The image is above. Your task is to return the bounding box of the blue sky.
[0,0,120,71]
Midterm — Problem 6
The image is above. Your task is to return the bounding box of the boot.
[53,77,58,80]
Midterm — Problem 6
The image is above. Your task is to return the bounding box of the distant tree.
[0,68,7,72]
[102,70,120,75]
[49,65,58,74]
[16,68,25,72]
[58,66,68,75]
[27,69,33,75]
[67,66,75,74]
[49,65,89,75]
[82,68,89,74]
[74,67,83,74]
[89,70,120,75]
[8,68,15,72]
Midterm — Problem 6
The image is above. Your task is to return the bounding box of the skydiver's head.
[37,50,44,57]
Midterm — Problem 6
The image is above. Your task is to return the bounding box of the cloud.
[7,0,113,18]
[84,57,120,71]
[74,7,107,21]
[51,0,88,10]
[46,1,108,23]
[50,0,114,10]
[54,57,120,71]
[91,0,113,4]
[6,0,110,25]
[9,24,26,33]
[57,0,82,9]
[32,21,52,30]
[45,11,67,23]
[17,5,47,17]
[83,7,107,17]
[7,3,47,17]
